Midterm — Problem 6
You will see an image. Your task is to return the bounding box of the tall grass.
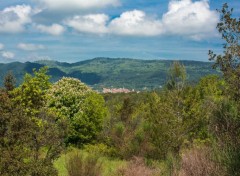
[179,147,224,176]
[66,151,102,176]
[115,157,160,176]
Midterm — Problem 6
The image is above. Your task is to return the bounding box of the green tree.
[146,92,182,159]
[166,61,187,91]
[196,75,224,101]
[103,95,150,159]
[0,104,31,176]
[12,67,51,116]
[47,77,107,146]
[4,71,16,92]
[209,3,240,100]
[146,64,216,159]
[69,92,107,145]
[0,67,65,176]
[208,4,240,175]
[0,108,65,176]
[146,62,188,159]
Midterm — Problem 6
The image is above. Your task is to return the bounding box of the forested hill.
[0,58,220,90]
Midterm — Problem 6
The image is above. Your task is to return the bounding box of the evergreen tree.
[4,71,16,92]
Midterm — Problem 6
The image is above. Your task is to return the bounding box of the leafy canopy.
[47,77,107,146]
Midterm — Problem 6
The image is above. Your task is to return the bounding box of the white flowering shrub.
[47,77,107,146]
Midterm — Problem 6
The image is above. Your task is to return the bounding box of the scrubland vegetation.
[0,3,239,176]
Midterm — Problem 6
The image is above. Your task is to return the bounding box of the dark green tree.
[4,71,16,92]
[0,67,65,176]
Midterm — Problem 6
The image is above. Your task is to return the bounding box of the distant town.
[102,88,139,94]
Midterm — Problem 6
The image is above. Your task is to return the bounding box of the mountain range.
[0,58,220,91]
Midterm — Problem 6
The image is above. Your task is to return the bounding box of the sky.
[0,0,239,63]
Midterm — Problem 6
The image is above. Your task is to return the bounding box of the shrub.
[115,157,160,176]
[103,95,152,159]
[84,143,116,157]
[66,151,102,176]
[179,147,224,176]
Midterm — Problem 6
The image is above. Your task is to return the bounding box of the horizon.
[0,56,215,64]
[0,0,239,63]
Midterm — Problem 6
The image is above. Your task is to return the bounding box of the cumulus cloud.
[64,10,163,36]
[0,5,32,33]
[35,0,120,10]
[17,43,45,51]
[109,10,163,36]
[0,43,4,50]
[162,0,219,39]
[64,14,109,34]
[36,23,65,35]
[64,0,218,40]
[1,51,15,59]
[108,0,218,38]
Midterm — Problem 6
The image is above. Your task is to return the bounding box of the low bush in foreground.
[115,157,160,176]
[66,150,102,176]
[179,147,224,176]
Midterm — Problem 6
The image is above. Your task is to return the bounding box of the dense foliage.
[0,67,65,176]
[0,69,107,175]
[208,3,240,174]
[47,77,107,146]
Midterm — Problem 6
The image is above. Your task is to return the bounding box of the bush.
[84,143,116,157]
[66,151,102,176]
[103,95,152,159]
[115,157,160,176]
[179,147,224,176]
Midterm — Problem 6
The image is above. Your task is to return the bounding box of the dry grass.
[179,147,224,176]
[115,157,160,176]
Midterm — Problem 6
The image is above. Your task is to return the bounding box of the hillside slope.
[0,58,219,90]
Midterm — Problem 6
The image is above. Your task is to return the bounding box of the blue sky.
[0,0,239,63]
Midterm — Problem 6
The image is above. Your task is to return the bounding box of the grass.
[100,157,126,176]
[54,148,126,176]
[55,146,224,176]
[54,153,68,176]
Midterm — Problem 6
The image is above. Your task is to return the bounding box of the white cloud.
[17,43,45,51]
[63,0,218,40]
[36,23,65,35]
[0,5,32,33]
[64,14,109,34]
[162,0,218,39]
[2,51,15,59]
[109,10,163,36]
[35,0,120,10]
[0,43,4,50]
